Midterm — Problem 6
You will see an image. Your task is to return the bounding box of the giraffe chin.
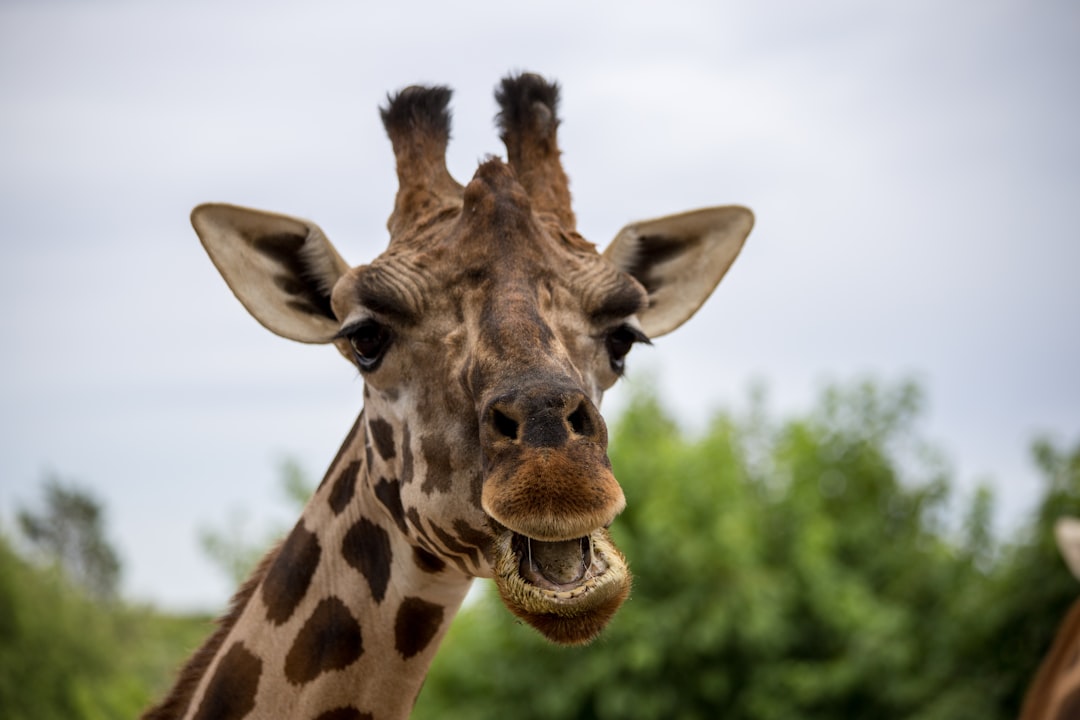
[492,527,631,645]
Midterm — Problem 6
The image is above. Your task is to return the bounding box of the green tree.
[1,477,213,720]
[17,477,121,601]
[0,530,213,720]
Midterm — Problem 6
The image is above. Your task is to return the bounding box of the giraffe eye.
[345,320,393,371]
[604,324,650,374]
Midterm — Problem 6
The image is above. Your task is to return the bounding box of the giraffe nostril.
[567,402,591,438]
[492,408,520,441]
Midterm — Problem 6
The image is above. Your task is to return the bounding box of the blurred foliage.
[17,477,121,600]
[415,379,1080,720]
[0,527,209,719]
[0,464,313,719]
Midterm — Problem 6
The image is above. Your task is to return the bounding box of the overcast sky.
[2,0,1077,611]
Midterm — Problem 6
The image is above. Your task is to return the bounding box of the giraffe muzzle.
[479,383,631,643]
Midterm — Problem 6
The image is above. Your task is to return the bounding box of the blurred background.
[1,0,1077,717]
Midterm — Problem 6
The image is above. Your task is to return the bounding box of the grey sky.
[1,0,1077,611]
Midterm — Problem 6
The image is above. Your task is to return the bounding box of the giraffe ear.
[191,203,350,344]
[603,206,753,338]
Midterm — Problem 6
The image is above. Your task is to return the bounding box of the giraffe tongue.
[518,536,591,588]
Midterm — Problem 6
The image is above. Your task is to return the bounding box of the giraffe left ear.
[192,203,351,344]
[603,206,753,338]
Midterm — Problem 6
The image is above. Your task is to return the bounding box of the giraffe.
[1021,518,1080,720]
[143,72,753,720]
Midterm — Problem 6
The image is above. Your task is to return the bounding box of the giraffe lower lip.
[492,526,631,644]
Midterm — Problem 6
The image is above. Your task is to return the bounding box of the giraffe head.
[190,74,752,645]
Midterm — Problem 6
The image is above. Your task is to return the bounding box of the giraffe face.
[326,159,643,643]
[191,74,752,646]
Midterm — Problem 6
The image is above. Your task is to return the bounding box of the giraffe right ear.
[603,206,753,338]
[191,203,350,344]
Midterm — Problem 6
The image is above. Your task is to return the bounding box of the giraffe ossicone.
[145,72,753,720]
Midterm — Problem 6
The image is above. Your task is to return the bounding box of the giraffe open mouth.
[513,534,599,593]
[492,527,631,645]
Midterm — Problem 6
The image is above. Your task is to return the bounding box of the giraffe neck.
[149,414,475,720]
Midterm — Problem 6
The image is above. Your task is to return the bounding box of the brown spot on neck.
[419,434,453,496]
[341,517,393,604]
[328,460,362,515]
[191,642,262,720]
[262,522,321,625]
[413,546,447,574]
[368,417,396,461]
[394,596,445,660]
[373,476,407,534]
[284,597,365,685]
